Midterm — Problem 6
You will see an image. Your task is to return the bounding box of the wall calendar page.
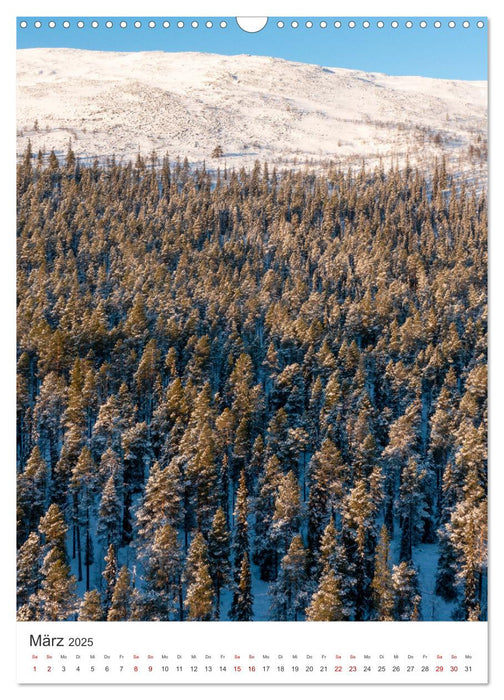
[14,3,489,690]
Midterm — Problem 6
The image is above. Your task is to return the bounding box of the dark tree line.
[16,145,487,621]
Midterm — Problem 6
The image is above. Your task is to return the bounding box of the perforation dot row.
[19,19,485,30]
[279,19,484,29]
[20,20,228,29]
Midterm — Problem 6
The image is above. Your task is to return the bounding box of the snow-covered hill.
[17,48,487,170]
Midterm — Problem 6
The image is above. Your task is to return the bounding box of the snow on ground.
[389,530,456,621]
[413,542,456,622]
[220,560,272,622]
[17,48,487,171]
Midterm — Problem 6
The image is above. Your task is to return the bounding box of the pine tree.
[102,543,118,614]
[307,439,346,554]
[143,524,183,620]
[232,470,249,581]
[135,461,180,548]
[318,519,339,574]
[107,565,133,621]
[382,399,421,535]
[79,590,103,621]
[446,460,487,620]
[187,434,219,534]
[266,408,290,462]
[253,454,282,581]
[97,473,122,550]
[38,503,68,560]
[371,525,394,620]
[17,445,49,544]
[340,478,379,619]
[17,532,42,608]
[392,561,422,620]
[398,457,427,561]
[37,554,77,621]
[183,531,208,584]
[229,552,254,621]
[70,446,96,587]
[183,534,214,621]
[269,535,309,620]
[306,568,344,621]
[207,507,231,618]
[271,470,302,562]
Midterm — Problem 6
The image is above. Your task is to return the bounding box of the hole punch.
[236,17,268,33]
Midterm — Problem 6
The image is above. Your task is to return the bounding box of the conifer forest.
[16,146,487,622]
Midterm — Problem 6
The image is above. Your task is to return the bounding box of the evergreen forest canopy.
[16,146,487,622]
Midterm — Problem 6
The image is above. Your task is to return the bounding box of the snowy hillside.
[17,48,487,169]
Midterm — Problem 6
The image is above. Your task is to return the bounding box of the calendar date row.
[33,663,473,674]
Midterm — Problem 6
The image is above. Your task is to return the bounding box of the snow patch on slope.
[17,48,487,170]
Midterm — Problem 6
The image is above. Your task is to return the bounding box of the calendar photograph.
[15,12,488,685]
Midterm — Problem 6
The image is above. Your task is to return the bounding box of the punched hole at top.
[236,17,268,33]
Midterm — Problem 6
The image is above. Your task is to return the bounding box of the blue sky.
[17,17,487,80]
